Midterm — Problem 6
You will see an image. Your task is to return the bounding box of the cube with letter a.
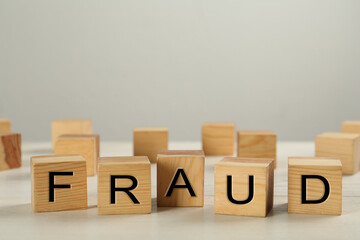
[288,157,342,215]
[97,156,151,215]
[31,155,87,212]
[214,157,274,217]
[157,150,205,207]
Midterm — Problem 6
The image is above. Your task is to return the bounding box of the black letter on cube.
[227,175,254,204]
[301,175,330,204]
[110,175,140,204]
[166,169,196,197]
[49,172,73,202]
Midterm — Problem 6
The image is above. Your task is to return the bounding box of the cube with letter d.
[288,157,342,215]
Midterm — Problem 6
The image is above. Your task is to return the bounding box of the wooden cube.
[0,133,21,171]
[214,157,274,217]
[288,157,342,215]
[202,122,235,156]
[133,127,168,163]
[31,155,87,212]
[237,130,277,168]
[97,156,151,215]
[315,132,360,175]
[51,119,92,149]
[54,134,99,176]
[342,121,360,134]
[0,118,11,132]
[157,150,204,207]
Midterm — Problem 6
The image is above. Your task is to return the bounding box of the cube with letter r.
[97,156,151,215]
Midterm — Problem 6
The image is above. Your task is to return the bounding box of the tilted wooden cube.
[97,156,151,215]
[237,130,277,168]
[202,122,235,156]
[157,150,204,207]
[54,134,100,176]
[51,119,92,149]
[31,155,87,212]
[0,118,11,132]
[288,157,342,215]
[0,133,21,171]
[214,157,274,217]
[315,132,360,175]
[133,127,168,163]
[342,121,360,134]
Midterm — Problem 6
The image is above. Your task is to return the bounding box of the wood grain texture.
[288,157,342,215]
[315,132,360,175]
[133,127,168,163]
[237,130,277,168]
[0,118,11,133]
[54,134,99,176]
[51,119,92,149]
[31,155,87,212]
[0,133,21,171]
[342,121,360,134]
[97,156,151,215]
[157,150,204,207]
[202,122,235,156]
[214,157,274,217]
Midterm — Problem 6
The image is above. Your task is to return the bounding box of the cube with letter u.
[214,157,274,217]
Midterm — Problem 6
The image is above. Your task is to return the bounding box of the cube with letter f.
[31,155,87,212]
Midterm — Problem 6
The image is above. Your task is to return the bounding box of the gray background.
[1,0,359,141]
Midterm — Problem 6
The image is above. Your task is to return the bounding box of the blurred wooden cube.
[97,156,151,215]
[157,150,204,207]
[133,127,168,163]
[341,121,360,134]
[202,122,235,156]
[54,134,100,176]
[288,157,342,215]
[237,130,277,167]
[0,133,21,171]
[0,118,11,133]
[51,119,92,149]
[214,157,274,217]
[315,132,360,175]
[31,155,87,212]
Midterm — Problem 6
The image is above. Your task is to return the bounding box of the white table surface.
[1,141,360,239]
